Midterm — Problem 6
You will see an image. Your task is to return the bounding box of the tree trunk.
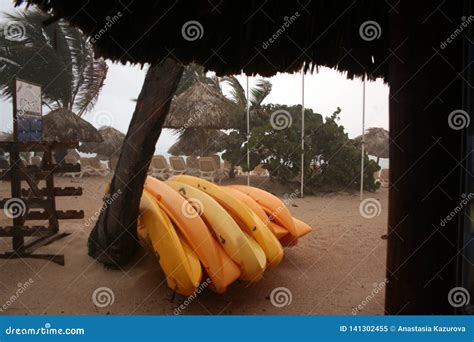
[88,58,183,267]
[385,1,464,313]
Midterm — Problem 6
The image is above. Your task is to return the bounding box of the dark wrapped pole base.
[88,58,183,267]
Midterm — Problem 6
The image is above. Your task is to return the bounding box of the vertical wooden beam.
[88,58,183,267]
[385,1,465,313]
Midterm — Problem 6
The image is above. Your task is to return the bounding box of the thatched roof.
[16,1,389,80]
[355,127,389,159]
[168,129,225,156]
[164,81,235,129]
[78,126,125,158]
[42,108,103,143]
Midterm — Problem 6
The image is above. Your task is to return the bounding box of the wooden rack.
[0,141,84,265]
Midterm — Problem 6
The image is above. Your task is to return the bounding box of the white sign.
[15,79,41,118]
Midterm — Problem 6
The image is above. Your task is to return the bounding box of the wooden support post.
[88,58,184,267]
[385,2,465,313]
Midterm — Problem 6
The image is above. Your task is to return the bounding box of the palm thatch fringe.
[42,108,103,142]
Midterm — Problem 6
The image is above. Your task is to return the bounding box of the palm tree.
[0,10,107,116]
[220,76,272,177]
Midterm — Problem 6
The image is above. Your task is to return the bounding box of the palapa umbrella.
[42,108,103,143]
[164,81,235,129]
[78,126,125,160]
[355,127,389,164]
[168,129,226,156]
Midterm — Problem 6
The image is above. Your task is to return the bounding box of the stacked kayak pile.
[137,175,312,296]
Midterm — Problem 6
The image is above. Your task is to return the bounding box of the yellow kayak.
[229,185,302,238]
[166,180,266,281]
[172,175,284,268]
[225,187,289,240]
[138,190,202,296]
[144,177,240,293]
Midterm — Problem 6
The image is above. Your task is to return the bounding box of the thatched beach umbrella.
[168,129,225,156]
[78,126,125,159]
[164,81,235,129]
[43,108,103,143]
[355,127,389,164]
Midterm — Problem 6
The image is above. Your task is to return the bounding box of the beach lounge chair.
[198,157,226,184]
[169,156,187,176]
[250,164,268,176]
[186,156,200,176]
[150,155,170,180]
[377,168,389,187]
[72,157,109,178]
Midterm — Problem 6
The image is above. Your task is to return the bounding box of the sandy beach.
[0,175,388,316]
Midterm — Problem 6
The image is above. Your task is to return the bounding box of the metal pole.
[360,78,366,200]
[246,76,250,186]
[300,70,305,198]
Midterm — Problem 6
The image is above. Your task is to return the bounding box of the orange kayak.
[228,185,298,237]
[144,177,240,293]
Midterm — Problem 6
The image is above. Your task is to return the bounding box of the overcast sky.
[0,0,389,157]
